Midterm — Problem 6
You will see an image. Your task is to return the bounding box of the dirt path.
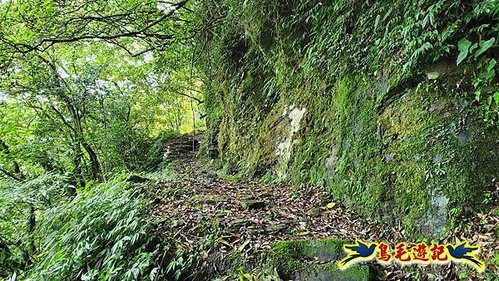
[149,134,498,280]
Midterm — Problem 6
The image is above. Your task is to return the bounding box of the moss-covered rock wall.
[197,0,499,236]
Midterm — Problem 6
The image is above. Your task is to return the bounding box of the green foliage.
[0,0,204,185]
[0,173,72,278]
[0,1,204,280]
[142,130,181,172]
[198,0,499,236]
[165,247,197,280]
[0,43,194,182]
[456,34,498,122]
[142,164,177,183]
[26,177,157,281]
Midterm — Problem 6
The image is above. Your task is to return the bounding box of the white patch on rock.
[276,140,291,160]
[289,107,306,134]
[275,105,306,177]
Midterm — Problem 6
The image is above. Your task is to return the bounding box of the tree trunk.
[73,144,85,189]
[27,203,36,258]
[82,141,103,181]
[0,139,21,175]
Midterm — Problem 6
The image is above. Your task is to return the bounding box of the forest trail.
[149,133,499,280]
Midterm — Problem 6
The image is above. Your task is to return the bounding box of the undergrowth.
[25,177,158,281]
[0,173,173,281]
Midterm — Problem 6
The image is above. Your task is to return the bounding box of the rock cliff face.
[198,0,499,236]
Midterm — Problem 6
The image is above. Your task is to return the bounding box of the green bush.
[0,173,72,278]
[142,129,180,171]
[26,178,158,281]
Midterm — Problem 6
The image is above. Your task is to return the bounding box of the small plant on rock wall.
[457,36,498,123]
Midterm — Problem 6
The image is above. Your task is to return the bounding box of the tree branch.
[0,166,22,181]
[4,0,190,54]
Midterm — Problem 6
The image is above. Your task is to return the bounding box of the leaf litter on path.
[146,134,499,280]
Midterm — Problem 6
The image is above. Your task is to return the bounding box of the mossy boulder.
[268,239,370,281]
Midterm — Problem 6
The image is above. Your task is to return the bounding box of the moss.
[199,0,499,238]
[269,239,370,281]
[272,238,344,260]
[209,65,499,237]
[491,252,499,265]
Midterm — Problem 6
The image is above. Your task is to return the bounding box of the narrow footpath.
[148,134,498,280]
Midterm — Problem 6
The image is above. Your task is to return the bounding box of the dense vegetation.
[198,0,499,235]
[0,0,497,280]
[0,0,203,279]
